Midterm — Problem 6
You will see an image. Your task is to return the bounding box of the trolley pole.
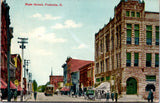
[18,37,28,101]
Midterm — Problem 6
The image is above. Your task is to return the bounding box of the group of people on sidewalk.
[106,91,118,102]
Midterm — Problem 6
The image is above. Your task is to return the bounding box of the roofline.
[145,11,160,14]
[50,75,63,77]
[71,58,94,62]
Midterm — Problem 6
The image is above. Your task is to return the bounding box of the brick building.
[1,0,12,83]
[49,75,64,92]
[95,0,159,100]
[79,62,94,91]
[11,54,23,91]
[64,57,93,95]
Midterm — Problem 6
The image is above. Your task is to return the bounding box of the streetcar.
[44,84,54,96]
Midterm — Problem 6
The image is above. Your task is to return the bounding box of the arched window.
[145,84,155,91]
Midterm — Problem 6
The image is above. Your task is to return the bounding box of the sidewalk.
[1,94,32,102]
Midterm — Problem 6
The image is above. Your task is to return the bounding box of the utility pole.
[24,59,30,97]
[18,37,28,101]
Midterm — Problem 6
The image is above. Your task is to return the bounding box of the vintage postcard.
[1,0,159,102]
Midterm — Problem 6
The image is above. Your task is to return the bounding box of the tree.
[33,80,38,92]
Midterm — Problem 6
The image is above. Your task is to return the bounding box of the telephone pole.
[18,37,28,101]
[24,59,30,96]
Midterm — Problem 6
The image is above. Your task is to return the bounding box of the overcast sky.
[6,0,159,85]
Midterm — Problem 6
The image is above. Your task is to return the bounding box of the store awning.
[17,85,22,91]
[0,79,7,89]
[10,81,17,89]
[96,82,110,92]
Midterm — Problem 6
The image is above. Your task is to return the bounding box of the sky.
[6,0,159,86]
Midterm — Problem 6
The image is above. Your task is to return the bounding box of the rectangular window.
[105,36,109,52]
[146,75,156,81]
[126,53,131,66]
[96,43,99,57]
[105,59,108,71]
[106,76,110,81]
[112,56,114,70]
[146,53,152,67]
[134,24,139,45]
[126,11,130,17]
[156,26,159,45]
[131,11,135,17]
[155,54,159,67]
[136,12,140,17]
[101,77,105,82]
[96,63,99,74]
[127,24,132,44]
[117,54,118,68]
[96,78,100,82]
[146,25,152,45]
[101,61,104,73]
[134,53,139,66]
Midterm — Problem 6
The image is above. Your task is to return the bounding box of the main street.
[27,92,91,102]
[2,92,153,103]
[25,92,149,103]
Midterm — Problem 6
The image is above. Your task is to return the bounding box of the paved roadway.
[26,92,149,103]
[27,92,91,102]
[2,92,158,103]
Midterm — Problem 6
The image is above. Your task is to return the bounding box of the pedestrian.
[14,90,17,101]
[0,90,2,101]
[106,91,109,101]
[150,89,154,102]
[111,92,114,101]
[148,90,151,102]
[34,92,37,101]
[115,91,118,102]
[97,91,101,99]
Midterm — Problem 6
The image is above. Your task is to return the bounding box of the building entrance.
[126,77,137,94]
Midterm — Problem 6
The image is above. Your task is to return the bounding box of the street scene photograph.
[0,0,159,102]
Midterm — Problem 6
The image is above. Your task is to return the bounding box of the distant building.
[50,75,64,92]
[95,0,159,100]
[62,63,67,86]
[65,57,93,95]
[79,62,94,92]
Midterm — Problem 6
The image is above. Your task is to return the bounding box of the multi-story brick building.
[1,0,12,83]
[79,62,94,91]
[64,57,93,95]
[95,0,159,100]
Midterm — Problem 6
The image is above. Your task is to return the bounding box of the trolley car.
[44,84,54,96]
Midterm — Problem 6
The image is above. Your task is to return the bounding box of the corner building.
[95,0,159,99]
